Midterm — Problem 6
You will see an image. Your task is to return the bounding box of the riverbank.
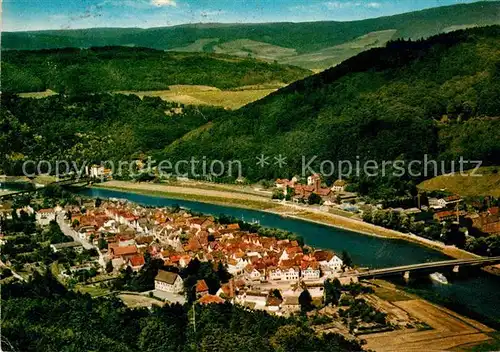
[94,181,480,261]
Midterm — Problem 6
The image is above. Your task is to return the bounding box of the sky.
[2,0,485,31]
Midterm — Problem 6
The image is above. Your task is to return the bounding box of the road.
[56,212,106,267]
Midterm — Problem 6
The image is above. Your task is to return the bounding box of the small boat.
[430,272,448,285]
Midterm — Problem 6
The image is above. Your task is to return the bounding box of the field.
[364,280,495,351]
[418,166,500,197]
[116,84,283,109]
[213,39,297,61]
[195,30,397,70]
[282,30,397,70]
[18,89,57,99]
[118,293,165,308]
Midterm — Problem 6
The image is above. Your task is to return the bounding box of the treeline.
[1,47,310,93]
[1,270,363,352]
[162,26,500,198]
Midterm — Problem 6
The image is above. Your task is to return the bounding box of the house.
[244,264,264,281]
[109,244,138,259]
[307,174,321,187]
[281,267,300,281]
[301,263,321,280]
[434,210,460,223]
[36,208,56,226]
[87,165,113,179]
[196,279,209,297]
[127,254,145,271]
[216,280,235,301]
[313,250,343,272]
[266,295,283,312]
[331,179,347,193]
[154,270,184,293]
[198,294,225,305]
[268,267,283,281]
[428,198,444,210]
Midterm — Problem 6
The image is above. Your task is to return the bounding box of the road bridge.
[357,257,500,279]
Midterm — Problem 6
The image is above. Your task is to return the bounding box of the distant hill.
[1,47,310,93]
[3,1,500,70]
[162,26,500,198]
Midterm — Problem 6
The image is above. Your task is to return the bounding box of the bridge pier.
[453,265,460,273]
[403,271,410,282]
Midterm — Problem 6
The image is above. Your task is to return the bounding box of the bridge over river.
[0,177,93,200]
[357,256,500,279]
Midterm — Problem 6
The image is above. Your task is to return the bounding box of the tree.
[98,238,107,250]
[106,260,114,273]
[324,278,342,306]
[299,289,314,313]
[341,250,353,269]
[308,192,322,205]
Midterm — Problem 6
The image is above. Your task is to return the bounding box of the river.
[80,187,500,325]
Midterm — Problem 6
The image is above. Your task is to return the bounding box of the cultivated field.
[282,30,397,69]
[116,84,282,109]
[364,281,495,351]
[172,30,398,71]
[418,166,500,197]
[118,294,165,308]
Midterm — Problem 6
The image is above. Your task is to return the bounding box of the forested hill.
[2,1,500,70]
[1,47,310,93]
[163,26,500,198]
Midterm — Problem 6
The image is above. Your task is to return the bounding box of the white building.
[154,270,184,293]
[36,208,56,226]
[301,265,321,280]
[331,179,347,193]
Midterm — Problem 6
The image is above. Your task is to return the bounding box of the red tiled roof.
[112,245,138,257]
[196,279,209,293]
[128,254,145,267]
[198,294,225,305]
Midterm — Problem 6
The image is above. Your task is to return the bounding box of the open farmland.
[418,167,500,197]
[363,281,495,351]
[116,84,283,109]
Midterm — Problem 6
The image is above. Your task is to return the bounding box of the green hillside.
[3,1,500,70]
[1,47,310,93]
[162,26,500,198]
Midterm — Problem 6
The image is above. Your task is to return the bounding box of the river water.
[80,187,500,324]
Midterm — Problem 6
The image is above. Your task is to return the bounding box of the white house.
[301,265,321,280]
[154,270,184,293]
[307,174,321,186]
[36,208,56,226]
[282,267,300,281]
[244,265,264,281]
[331,179,347,193]
[268,267,283,281]
[322,255,343,272]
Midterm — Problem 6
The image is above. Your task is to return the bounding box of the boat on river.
[430,272,449,285]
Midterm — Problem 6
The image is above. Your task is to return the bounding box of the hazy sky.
[2,0,483,31]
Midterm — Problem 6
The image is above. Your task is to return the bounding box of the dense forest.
[0,93,225,174]
[1,47,310,93]
[3,1,499,54]
[1,270,363,352]
[162,26,500,198]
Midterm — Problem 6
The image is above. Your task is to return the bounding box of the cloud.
[324,1,382,10]
[151,0,177,7]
